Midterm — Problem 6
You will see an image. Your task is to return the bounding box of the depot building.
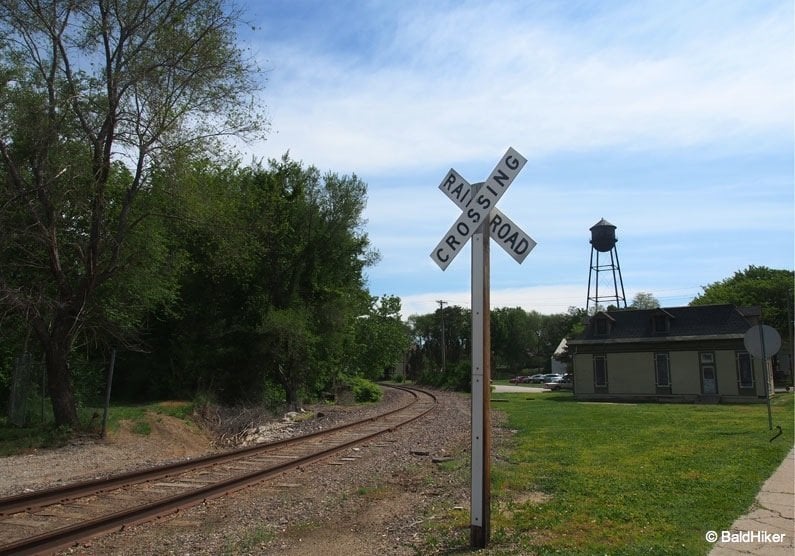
[567,304,785,403]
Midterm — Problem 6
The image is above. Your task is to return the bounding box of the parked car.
[541,373,563,382]
[509,375,528,384]
[545,373,573,391]
[528,374,547,383]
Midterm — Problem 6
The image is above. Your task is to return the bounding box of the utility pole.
[437,300,447,373]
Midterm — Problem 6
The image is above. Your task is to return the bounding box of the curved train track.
[0,384,436,555]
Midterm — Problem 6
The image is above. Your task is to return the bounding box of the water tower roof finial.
[590,217,615,230]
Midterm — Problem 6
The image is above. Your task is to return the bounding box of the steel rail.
[0,385,436,556]
[0,384,426,516]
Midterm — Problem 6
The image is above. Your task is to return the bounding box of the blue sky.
[238,0,793,317]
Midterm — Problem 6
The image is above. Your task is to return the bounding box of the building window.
[594,318,609,336]
[736,352,754,390]
[594,356,608,387]
[655,352,671,387]
[652,315,669,334]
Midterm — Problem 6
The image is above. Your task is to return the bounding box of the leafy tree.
[0,0,266,426]
[263,159,377,404]
[407,303,594,386]
[630,292,661,309]
[259,307,315,410]
[690,266,794,337]
[351,295,411,380]
[407,305,470,381]
[491,307,538,373]
[117,156,377,407]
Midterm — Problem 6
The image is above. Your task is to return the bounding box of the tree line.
[406,306,586,390]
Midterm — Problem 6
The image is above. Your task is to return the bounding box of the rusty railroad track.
[0,384,437,555]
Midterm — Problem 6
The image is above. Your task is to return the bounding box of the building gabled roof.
[592,310,616,322]
[569,304,758,345]
[650,308,676,319]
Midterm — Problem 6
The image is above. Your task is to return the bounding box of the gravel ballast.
[0,387,473,555]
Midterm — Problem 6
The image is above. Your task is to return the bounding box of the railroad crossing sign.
[437,169,536,264]
[430,147,535,270]
[429,147,535,549]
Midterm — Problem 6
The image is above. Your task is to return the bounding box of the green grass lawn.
[425,392,793,555]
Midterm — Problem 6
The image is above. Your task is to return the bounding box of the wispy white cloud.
[251,0,792,174]
[242,1,793,316]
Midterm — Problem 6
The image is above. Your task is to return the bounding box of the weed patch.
[0,401,195,455]
[356,484,391,500]
[223,525,274,554]
[131,420,152,436]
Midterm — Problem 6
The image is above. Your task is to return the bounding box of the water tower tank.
[590,218,617,253]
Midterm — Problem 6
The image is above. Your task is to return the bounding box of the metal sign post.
[743,324,782,430]
[470,218,491,546]
[430,147,535,549]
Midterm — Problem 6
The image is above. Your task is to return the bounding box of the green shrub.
[341,375,382,403]
[446,361,471,392]
[417,361,470,392]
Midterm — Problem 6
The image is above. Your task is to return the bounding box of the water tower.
[586,218,627,312]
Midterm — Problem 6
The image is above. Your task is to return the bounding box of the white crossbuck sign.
[430,147,536,269]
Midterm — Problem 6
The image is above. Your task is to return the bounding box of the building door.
[700,352,717,394]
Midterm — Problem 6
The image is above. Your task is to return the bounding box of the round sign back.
[743,325,782,359]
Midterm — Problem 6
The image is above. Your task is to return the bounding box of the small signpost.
[743,324,782,430]
[430,147,536,548]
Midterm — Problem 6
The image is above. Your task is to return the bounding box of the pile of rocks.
[237,410,319,446]
[224,409,320,447]
[238,421,294,446]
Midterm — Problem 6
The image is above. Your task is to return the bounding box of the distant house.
[550,338,568,375]
[568,304,773,403]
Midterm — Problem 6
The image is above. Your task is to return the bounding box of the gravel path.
[0,387,473,555]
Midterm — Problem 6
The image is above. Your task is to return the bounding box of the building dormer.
[591,312,616,337]
[736,306,762,326]
[650,308,675,335]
